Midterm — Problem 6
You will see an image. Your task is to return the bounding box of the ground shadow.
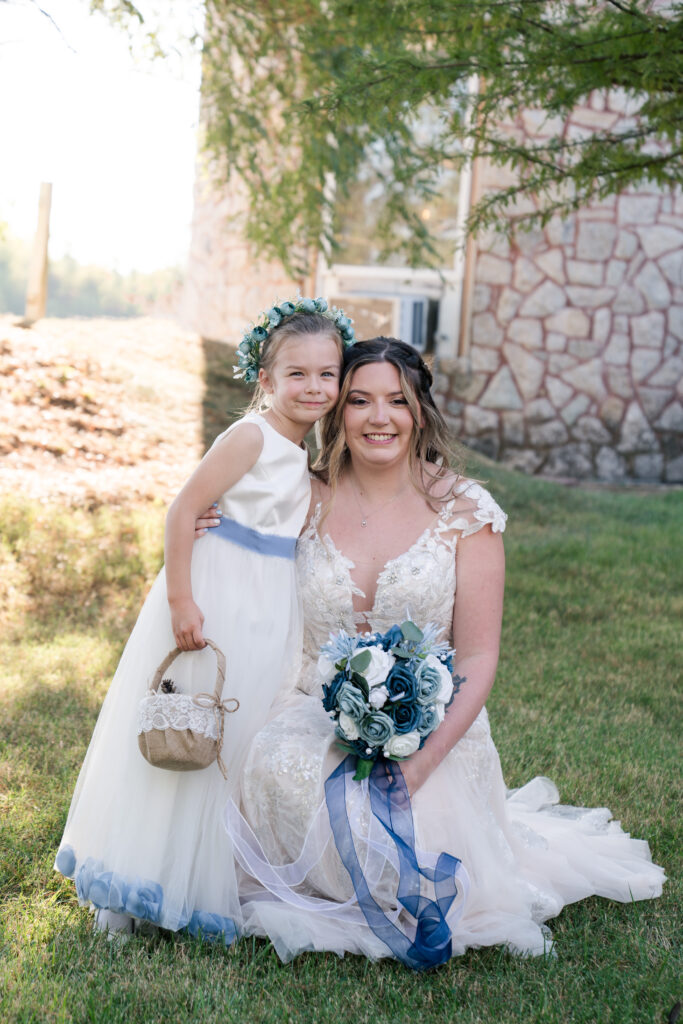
[201,339,249,451]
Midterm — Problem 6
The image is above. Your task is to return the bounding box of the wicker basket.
[137,639,239,779]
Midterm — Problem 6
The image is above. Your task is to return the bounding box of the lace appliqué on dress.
[447,479,508,537]
[295,480,506,695]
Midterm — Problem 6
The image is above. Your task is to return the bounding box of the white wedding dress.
[231,480,665,965]
[56,414,310,940]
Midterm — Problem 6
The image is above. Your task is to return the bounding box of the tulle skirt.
[233,693,665,963]
[56,531,302,940]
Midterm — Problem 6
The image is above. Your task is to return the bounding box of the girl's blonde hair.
[313,337,465,506]
[248,312,344,412]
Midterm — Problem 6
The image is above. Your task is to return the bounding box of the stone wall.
[184,99,683,482]
[181,169,300,342]
[435,92,683,482]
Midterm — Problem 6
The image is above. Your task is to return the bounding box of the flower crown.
[233,296,357,384]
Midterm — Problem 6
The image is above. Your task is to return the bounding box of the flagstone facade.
[433,91,683,483]
[184,93,683,482]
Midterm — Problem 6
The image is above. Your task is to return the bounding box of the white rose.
[368,684,389,709]
[338,711,360,740]
[383,730,421,758]
[317,654,338,683]
[424,653,454,704]
[364,646,396,688]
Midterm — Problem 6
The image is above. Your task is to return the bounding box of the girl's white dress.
[56,414,310,940]
[230,482,665,964]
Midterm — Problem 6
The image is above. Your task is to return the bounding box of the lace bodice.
[296,480,506,695]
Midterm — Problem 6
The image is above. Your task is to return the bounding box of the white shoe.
[93,908,134,940]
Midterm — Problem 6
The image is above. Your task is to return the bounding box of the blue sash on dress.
[213,515,297,560]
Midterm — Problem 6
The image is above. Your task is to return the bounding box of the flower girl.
[55,298,355,940]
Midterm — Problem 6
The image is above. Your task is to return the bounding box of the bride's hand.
[397,751,432,798]
[194,504,222,536]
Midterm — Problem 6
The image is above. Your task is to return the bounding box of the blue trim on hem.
[57,846,237,946]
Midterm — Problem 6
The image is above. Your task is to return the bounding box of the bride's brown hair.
[313,337,465,506]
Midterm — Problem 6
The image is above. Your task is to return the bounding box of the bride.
[210,337,664,965]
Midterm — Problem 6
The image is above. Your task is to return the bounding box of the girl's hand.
[194,504,222,537]
[170,597,206,651]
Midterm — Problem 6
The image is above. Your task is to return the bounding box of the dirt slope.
[0,316,220,507]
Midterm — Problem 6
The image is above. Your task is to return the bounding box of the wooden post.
[24,182,52,324]
[457,155,481,360]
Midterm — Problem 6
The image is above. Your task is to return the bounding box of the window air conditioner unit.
[398,296,430,352]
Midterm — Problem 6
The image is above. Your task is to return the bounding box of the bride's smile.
[344,361,415,465]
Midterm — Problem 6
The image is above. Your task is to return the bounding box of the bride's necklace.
[350,478,409,528]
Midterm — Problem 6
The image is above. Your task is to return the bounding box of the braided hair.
[314,337,465,506]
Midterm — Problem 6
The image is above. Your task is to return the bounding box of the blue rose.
[56,845,76,878]
[385,663,418,704]
[380,625,404,651]
[314,297,328,312]
[415,660,442,704]
[238,339,251,354]
[187,910,237,945]
[342,327,355,342]
[252,325,268,341]
[125,881,163,923]
[88,871,114,908]
[107,873,130,914]
[300,297,316,313]
[280,301,296,316]
[334,725,367,755]
[322,671,346,713]
[75,859,95,903]
[337,681,368,721]
[358,710,394,746]
[387,699,422,735]
[266,307,282,325]
[336,314,350,330]
[417,704,441,736]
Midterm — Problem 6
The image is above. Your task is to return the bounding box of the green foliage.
[92,1,683,270]
[349,648,372,673]
[0,234,183,318]
[1,474,681,1022]
[194,0,683,271]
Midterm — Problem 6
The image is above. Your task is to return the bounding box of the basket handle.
[149,638,226,703]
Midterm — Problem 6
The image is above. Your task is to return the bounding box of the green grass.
[1,469,681,1024]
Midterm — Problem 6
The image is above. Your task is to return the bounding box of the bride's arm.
[400,524,505,796]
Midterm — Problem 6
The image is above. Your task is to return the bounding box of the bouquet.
[318,620,463,780]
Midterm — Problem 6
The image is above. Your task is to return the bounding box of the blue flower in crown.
[233,295,357,383]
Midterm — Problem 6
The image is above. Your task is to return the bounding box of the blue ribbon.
[213,515,297,560]
[324,755,462,971]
